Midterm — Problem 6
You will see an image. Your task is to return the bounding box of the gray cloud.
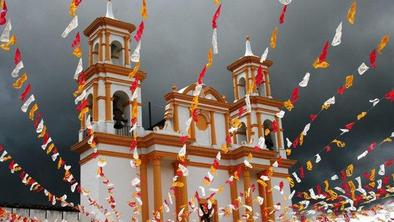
[0,0,393,206]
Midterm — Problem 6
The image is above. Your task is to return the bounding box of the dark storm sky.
[0,0,393,206]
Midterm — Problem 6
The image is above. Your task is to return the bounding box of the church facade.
[71,9,296,222]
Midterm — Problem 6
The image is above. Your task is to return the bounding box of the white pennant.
[339,128,349,135]
[75,90,87,104]
[377,179,382,189]
[292,172,301,183]
[331,174,339,181]
[298,72,310,87]
[212,28,218,54]
[257,196,264,205]
[279,0,292,5]
[74,58,83,80]
[41,138,52,150]
[315,154,321,163]
[323,96,335,106]
[260,47,269,63]
[276,110,285,119]
[331,22,342,46]
[36,119,44,134]
[61,16,78,38]
[302,123,311,136]
[245,94,251,113]
[369,98,380,107]
[199,186,206,197]
[358,63,369,75]
[334,186,345,194]
[131,40,142,63]
[21,95,35,113]
[289,190,296,200]
[0,20,12,43]
[11,61,24,78]
[357,150,368,160]
[286,138,292,148]
[378,164,385,176]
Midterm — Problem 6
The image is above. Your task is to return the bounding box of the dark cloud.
[0,0,393,206]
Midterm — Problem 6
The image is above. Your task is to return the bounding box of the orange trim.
[227,55,273,72]
[243,168,253,222]
[233,77,239,100]
[246,113,252,143]
[83,63,147,82]
[84,17,136,37]
[88,40,93,66]
[179,83,227,103]
[105,31,110,62]
[275,116,283,149]
[245,67,250,95]
[265,71,271,97]
[228,168,240,221]
[230,96,283,114]
[124,35,130,66]
[165,92,230,109]
[210,111,216,145]
[188,110,196,140]
[257,172,268,222]
[266,180,274,221]
[99,31,103,62]
[140,158,149,221]
[256,112,262,138]
[152,158,163,218]
[173,104,179,132]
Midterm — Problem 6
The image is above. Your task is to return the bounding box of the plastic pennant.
[270,27,278,49]
[61,16,78,38]
[131,40,142,63]
[212,28,218,54]
[260,47,269,63]
[358,62,369,75]
[279,5,288,24]
[0,19,11,43]
[331,22,342,47]
[298,72,310,87]
[377,35,390,54]
[21,95,35,113]
[347,1,357,25]
[12,73,28,89]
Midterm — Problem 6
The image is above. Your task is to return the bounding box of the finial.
[244,36,254,56]
[106,0,115,19]
[172,84,177,92]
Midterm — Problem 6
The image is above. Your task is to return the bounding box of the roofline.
[227,56,273,72]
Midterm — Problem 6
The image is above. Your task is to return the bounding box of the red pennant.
[384,159,394,167]
[256,65,265,86]
[19,83,31,102]
[362,171,370,180]
[324,145,331,152]
[271,120,279,132]
[14,48,22,65]
[318,41,330,62]
[71,32,81,49]
[0,144,3,152]
[238,107,245,117]
[33,112,43,129]
[369,49,377,68]
[279,181,284,191]
[337,85,346,95]
[179,135,188,144]
[129,139,137,151]
[279,5,288,24]
[74,0,82,7]
[211,4,222,29]
[345,122,355,130]
[197,65,207,84]
[309,114,318,122]
[340,170,346,181]
[76,99,88,112]
[292,137,299,149]
[315,184,322,195]
[290,87,299,104]
[298,167,304,178]
[226,134,232,144]
[384,89,394,102]
[383,176,390,185]
[134,21,144,42]
[192,109,199,122]
[367,142,377,152]
[0,1,8,25]
[129,77,139,93]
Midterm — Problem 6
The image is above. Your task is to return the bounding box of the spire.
[244,36,254,56]
[106,0,115,19]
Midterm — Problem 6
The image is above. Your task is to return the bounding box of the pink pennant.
[211,4,222,29]
[134,21,145,42]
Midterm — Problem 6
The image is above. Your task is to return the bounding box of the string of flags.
[284,40,391,158]
[289,92,393,185]
[294,131,393,204]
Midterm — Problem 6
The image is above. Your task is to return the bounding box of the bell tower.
[227,37,286,158]
[77,6,146,141]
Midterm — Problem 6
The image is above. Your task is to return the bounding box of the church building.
[71,3,296,222]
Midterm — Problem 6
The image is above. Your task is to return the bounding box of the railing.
[115,125,131,137]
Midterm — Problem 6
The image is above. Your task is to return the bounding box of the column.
[266,180,274,221]
[228,168,240,222]
[105,31,111,62]
[245,67,250,95]
[256,112,263,138]
[99,31,104,62]
[257,172,268,222]
[124,35,130,66]
[210,111,217,145]
[243,168,254,222]
[188,110,196,140]
[173,162,188,221]
[233,77,239,100]
[246,114,252,143]
[173,104,179,132]
[93,82,99,122]
[152,157,163,219]
[88,40,93,66]
[105,82,112,121]
[140,158,149,222]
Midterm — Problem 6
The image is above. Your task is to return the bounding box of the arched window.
[87,94,93,122]
[263,120,276,151]
[113,91,130,136]
[111,41,123,65]
[92,43,99,64]
[238,77,246,98]
[236,122,247,144]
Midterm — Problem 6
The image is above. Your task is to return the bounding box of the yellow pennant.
[287,177,295,188]
[46,144,55,154]
[324,180,330,191]
[302,192,311,200]
[141,0,148,20]
[285,148,292,156]
[346,164,354,177]
[247,152,253,160]
[348,180,356,200]
[332,139,346,148]
[326,189,338,201]
[370,169,376,181]
[73,47,82,58]
[284,99,294,111]
[344,75,354,89]
[299,134,304,146]
[357,112,367,120]
[57,157,63,169]
[38,126,47,138]
[129,62,140,79]
[132,99,139,118]
[221,144,229,153]
[270,27,278,49]
[267,166,274,177]
[69,1,77,17]
[312,57,330,69]
[257,179,267,188]
[12,73,28,89]
[377,35,390,54]
[213,0,221,5]
[0,34,16,51]
[207,48,213,68]
[369,181,375,188]
[78,107,89,120]
[28,104,39,121]
[73,84,85,97]
[231,118,242,129]
[383,137,393,143]
[347,1,357,25]
[306,161,313,171]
